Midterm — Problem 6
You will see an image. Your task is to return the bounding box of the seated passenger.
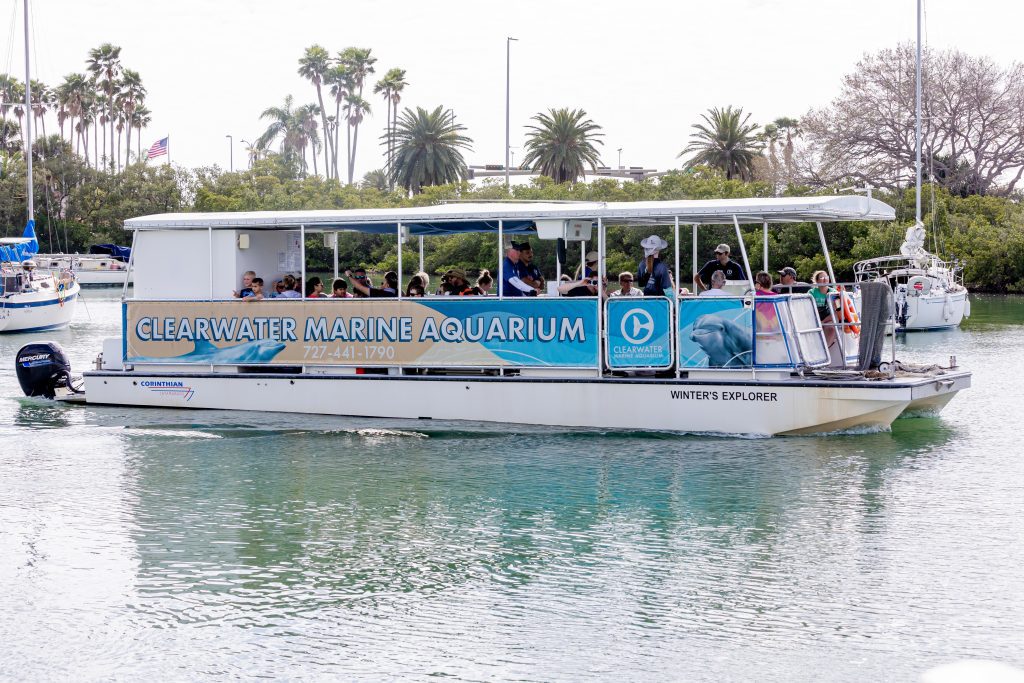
[306,276,325,298]
[754,271,774,295]
[610,272,642,297]
[277,274,301,298]
[444,268,474,295]
[270,279,287,297]
[405,274,426,297]
[810,269,837,319]
[233,270,256,298]
[349,269,398,297]
[558,275,606,298]
[472,269,493,295]
[330,279,352,298]
[241,277,265,302]
[345,268,371,297]
[698,270,730,296]
[772,266,811,293]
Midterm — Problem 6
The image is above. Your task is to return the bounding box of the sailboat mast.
[23,0,34,222]
[917,0,925,227]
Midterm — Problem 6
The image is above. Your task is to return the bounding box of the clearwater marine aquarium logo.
[621,308,655,345]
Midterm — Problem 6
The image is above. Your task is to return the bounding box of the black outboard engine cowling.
[16,342,72,398]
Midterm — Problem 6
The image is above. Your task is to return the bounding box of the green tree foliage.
[521,108,604,183]
[388,106,472,194]
[680,106,763,181]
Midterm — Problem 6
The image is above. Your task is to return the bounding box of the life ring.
[839,292,860,335]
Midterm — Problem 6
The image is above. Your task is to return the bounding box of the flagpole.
[166,135,171,166]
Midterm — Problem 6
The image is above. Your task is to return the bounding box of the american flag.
[147,137,168,159]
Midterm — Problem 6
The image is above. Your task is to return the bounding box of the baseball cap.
[585,250,599,263]
[715,243,730,254]
[777,266,798,278]
[511,240,531,251]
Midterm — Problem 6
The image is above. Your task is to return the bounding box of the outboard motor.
[16,342,72,398]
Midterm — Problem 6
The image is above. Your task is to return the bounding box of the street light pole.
[505,36,518,189]
[225,134,233,172]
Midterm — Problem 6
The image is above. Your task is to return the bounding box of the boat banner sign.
[605,298,673,369]
[124,299,600,368]
[677,298,753,368]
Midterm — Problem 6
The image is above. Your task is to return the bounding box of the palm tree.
[257,95,319,175]
[759,123,782,171]
[86,43,122,170]
[389,105,472,194]
[295,102,321,176]
[772,117,801,172]
[0,73,17,126]
[29,80,52,151]
[57,73,89,154]
[118,69,145,168]
[679,106,763,181]
[344,94,371,184]
[298,45,332,178]
[374,67,408,184]
[337,47,376,183]
[362,168,388,191]
[132,105,151,161]
[325,63,351,181]
[521,108,604,184]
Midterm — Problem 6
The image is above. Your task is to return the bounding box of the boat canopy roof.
[123,195,895,235]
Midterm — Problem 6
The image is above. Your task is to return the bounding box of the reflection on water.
[1,293,1022,680]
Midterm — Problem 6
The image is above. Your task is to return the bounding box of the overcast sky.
[4,0,1022,180]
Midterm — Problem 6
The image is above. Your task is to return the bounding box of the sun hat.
[640,235,669,251]
[444,267,467,281]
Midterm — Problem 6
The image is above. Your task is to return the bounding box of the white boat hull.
[0,281,80,333]
[81,369,971,436]
[898,288,969,331]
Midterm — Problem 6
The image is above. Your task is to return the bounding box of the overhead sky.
[4,0,1022,180]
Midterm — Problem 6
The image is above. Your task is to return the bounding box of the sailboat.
[0,0,80,333]
[853,0,969,332]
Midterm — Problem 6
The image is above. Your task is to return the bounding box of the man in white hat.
[637,235,674,297]
[694,243,746,292]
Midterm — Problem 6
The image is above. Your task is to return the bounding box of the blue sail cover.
[0,220,39,263]
[89,244,132,261]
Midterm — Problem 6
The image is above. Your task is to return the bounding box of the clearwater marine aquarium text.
[134,314,587,344]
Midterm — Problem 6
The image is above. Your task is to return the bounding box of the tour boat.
[17,196,970,436]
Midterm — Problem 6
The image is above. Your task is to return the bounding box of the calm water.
[2,291,1023,681]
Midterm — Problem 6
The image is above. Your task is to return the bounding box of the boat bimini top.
[123,195,896,234]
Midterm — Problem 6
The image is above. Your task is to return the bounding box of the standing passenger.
[500,243,538,296]
[637,235,674,296]
[694,244,745,292]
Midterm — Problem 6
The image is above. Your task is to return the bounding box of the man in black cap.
[772,266,811,293]
[516,241,544,291]
[500,242,539,296]
[694,243,746,292]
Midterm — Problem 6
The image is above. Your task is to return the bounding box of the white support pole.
[731,215,755,290]
[581,242,586,279]
[122,229,137,301]
[397,222,403,299]
[333,233,339,282]
[691,224,698,287]
[597,217,604,376]
[763,222,769,272]
[816,222,836,284]
[418,236,424,274]
[498,219,504,299]
[208,225,213,299]
[300,224,306,298]
[674,217,680,295]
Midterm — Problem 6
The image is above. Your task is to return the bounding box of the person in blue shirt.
[517,241,544,291]
[637,235,674,296]
[500,243,539,296]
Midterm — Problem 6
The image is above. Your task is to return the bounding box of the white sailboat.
[854,0,969,332]
[0,0,80,332]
